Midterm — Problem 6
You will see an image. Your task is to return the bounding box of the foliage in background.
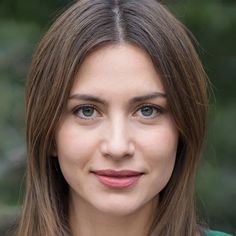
[169,2,236,232]
[0,0,235,234]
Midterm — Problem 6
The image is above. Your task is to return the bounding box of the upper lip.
[91,169,144,177]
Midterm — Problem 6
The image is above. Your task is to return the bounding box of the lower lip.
[93,174,142,189]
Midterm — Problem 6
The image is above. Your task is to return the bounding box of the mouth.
[91,169,144,189]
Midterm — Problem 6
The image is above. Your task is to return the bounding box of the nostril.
[100,121,135,159]
[100,140,135,159]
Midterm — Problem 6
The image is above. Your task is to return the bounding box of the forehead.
[71,43,164,96]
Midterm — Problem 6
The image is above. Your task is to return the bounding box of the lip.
[91,169,144,189]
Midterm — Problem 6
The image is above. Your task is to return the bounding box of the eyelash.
[72,104,100,120]
[72,104,163,120]
[134,103,163,119]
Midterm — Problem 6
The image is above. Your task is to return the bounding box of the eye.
[135,105,162,119]
[73,105,101,119]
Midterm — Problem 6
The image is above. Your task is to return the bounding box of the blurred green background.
[0,0,235,235]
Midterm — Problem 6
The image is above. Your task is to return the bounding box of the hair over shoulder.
[15,0,209,235]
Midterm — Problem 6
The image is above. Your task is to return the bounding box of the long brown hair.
[15,0,208,235]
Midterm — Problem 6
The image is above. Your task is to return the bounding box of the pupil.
[83,107,94,116]
[141,107,153,116]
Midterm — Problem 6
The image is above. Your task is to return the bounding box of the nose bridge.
[111,115,128,144]
[102,114,134,158]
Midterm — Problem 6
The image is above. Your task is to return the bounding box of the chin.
[96,205,140,217]
[91,195,153,217]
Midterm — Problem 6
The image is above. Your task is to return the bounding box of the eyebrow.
[130,92,166,104]
[68,92,166,105]
[68,94,107,105]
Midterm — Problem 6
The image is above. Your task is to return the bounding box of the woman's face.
[55,44,178,217]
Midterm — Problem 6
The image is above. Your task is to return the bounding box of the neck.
[69,195,158,236]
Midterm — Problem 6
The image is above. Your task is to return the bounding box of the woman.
[15,0,231,235]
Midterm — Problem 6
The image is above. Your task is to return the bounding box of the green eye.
[140,106,155,116]
[81,107,95,117]
[73,105,99,119]
[137,105,162,118]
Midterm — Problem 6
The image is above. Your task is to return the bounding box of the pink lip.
[91,169,144,189]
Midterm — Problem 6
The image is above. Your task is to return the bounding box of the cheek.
[139,124,178,159]
[137,124,178,182]
[55,121,98,170]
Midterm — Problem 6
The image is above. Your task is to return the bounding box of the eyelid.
[133,103,164,118]
[71,103,164,120]
[72,104,102,119]
[72,104,96,112]
[134,103,163,111]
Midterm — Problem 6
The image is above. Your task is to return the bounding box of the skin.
[55,43,179,236]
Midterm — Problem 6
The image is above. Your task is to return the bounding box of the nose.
[100,117,135,160]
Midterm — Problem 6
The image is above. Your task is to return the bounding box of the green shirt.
[208,230,233,236]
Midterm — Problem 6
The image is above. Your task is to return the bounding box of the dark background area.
[0,0,235,235]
